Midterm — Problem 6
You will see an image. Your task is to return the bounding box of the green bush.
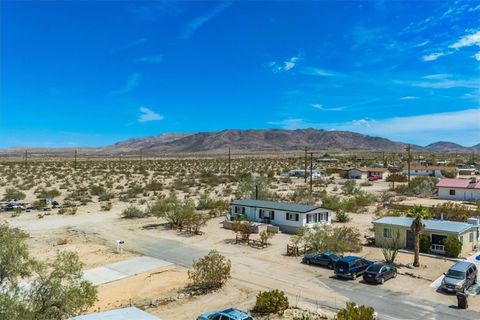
[121,206,147,219]
[2,187,26,200]
[335,209,350,223]
[252,289,289,315]
[444,236,462,258]
[336,302,376,320]
[419,234,431,253]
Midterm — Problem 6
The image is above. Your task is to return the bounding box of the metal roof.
[436,178,480,189]
[373,216,475,234]
[72,307,160,320]
[231,199,319,213]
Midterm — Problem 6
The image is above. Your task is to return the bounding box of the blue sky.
[1,0,479,148]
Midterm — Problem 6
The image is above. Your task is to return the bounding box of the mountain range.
[2,129,479,155]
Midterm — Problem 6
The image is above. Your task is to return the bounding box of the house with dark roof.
[230,199,332,233]
[373,216,480,256]
[436,177,480,201]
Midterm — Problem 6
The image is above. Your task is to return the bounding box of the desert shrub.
[58,206,77,215]
[419,234,431,253]
[252,289,289,315]
[336,302,376,320]
[395,177,438,197]
[98,192,115,201]
[235,176,278,200]
[149,194,195,230]
[301,225,362,255]
[430,202,474,222]
[232,220,252,240]
[342,180,359,195]
[335,209,350,223]
[2,187,26,200]
[188,250,231,292]
[146,180,163,191]
[382,230,400,264]
[259,230,275,246]
[441,168,457,178]
[121,206,147,219]
[291,186,315,204]
[89,185,105,196]
[38,188,61,199]
[444,236,462,258]
[100,202,112,211]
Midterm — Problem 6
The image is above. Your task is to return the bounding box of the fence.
[286,244,313,257]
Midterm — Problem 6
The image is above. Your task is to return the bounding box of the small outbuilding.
[347,167,388,180]
[72,307,161,320]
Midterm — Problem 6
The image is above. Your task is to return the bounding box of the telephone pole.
[24,149,28,166]
[406,144,411,189]
[304,146,308,183]
[228,147,231,177]
[310,152,313,193]
[74,149,77,170]
[140,150,143,166]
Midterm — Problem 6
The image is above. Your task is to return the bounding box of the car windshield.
[367,264,383,272]
[336,261,349,270]
[330,254,339,260]
[446,270,465,280]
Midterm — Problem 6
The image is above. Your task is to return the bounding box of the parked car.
[368,175,380,181]
[302,252,340,269]
[363,263,397,284]
[441,261,477,293]
[197,308,253,320]
[334,256,373,280]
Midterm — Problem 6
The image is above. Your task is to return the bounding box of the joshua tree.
[411,214,425,267]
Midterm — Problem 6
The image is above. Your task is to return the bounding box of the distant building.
[436,178,480,201]
[373,216,479,256]
[402,166,455,178]
[458,167,478,176]
[347,167,389,180]
[230,199,332,233]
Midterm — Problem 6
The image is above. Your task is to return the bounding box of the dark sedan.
[302,252,340,269]
[363,263,397,284]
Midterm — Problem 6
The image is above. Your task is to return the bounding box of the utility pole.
[139,150,143,168]
[24,149,28,166]
[406,144,411,189]
[228,147,231,177]
[74,149,77,170]
[310,152,313,193]
[304,146,308,183]
[255,185,258,200]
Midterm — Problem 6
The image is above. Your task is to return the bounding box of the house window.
[271,211,275,220]
[449,189,455,196]
[306,214,311,224]
[469,232,473,243]
[295,213,299,221]
[383,228,392,238]
[234,206,238,213]
[286,212,298,221]
[259,209,264,219]
[459,235,463,244]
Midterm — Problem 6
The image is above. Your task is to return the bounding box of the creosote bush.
[252,289,289,315]
[121,206,147,219]
[187,250,231,292]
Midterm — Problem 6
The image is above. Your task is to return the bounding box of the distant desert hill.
[103,128,416,154]
[1,129,478,156]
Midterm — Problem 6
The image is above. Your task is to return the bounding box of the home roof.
[406,166,455,171]
[349,167,388,173]
[231,199,319,213]
[373,216,475,234]
[72,307,160,320]
[436,178,480,189]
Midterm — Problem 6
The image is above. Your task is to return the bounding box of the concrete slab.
[83,256,173,286]
[72,307,160,320]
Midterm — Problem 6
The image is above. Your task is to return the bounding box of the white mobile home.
[403,166,455,178]
[230,199,332,233]
[436,178,480,201]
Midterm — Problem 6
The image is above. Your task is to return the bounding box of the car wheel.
[393,271,397,278]
[380,277,385,284]
[328,263,333,270]
[352,273,357,280]
[306,260,310,265]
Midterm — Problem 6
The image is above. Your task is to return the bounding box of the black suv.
[334,256,373,280]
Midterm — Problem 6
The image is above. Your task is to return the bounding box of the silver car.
[441,261,477,293]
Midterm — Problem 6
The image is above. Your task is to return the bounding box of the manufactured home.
[230,199,332,233]
[436,178,480,201]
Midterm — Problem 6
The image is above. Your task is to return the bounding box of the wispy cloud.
[121,38,148,50]
[400,96,420,100]
[267,56,300,73]
[111,73,141,95]
[449,30,480,49]
[311,104,344,111]
[411,74,480,89]
[422,52,445,61]
[475,52,480,61]
[133,55,163,64]
[181,1,232,40]
[300,66,341,77]
[138,107,164,123]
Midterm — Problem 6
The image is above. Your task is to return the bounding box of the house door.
[406,230,415,250]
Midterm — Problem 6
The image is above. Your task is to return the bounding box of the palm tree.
[411,214,425,267]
